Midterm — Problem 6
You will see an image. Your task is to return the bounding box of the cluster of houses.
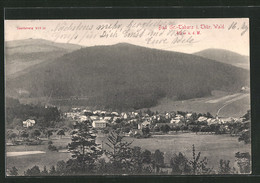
[64,108,141,129]
[63,108,246,132]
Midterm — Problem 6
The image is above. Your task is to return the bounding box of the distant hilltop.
[194,48,249,70]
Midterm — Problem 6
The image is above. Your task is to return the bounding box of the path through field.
[6,151,46,157]
[214,93,249,117]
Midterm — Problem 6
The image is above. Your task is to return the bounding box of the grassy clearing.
[150,92,250,118]
[6,151,71,175]
[6,136,72,175]
[6,133,250,175]
[97,133,250,170]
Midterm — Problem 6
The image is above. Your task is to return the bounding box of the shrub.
[9,166,18,176]
[48,144,58,151]
[234,152,251,173]
[24,165,41,176]
[25,139,43,146]
[218,159,232,174]
[170,152,192,175]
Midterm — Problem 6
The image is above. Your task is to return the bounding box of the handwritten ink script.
[228,21,249,36]
[15,19,248,47]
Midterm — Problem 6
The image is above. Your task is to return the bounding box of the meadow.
[6,137,71,175]
[97,133,250,171]
[150,91,250,118]
[6,133,250,175]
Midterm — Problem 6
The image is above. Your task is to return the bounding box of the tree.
[41,166,48,175]
[151,149,164,173]
[189,144,212,175]
[47,130,53,139]
[8,132,18,142]
[170,153,192,175]
[105,130,137,173]
[20,130,29,139]
[243,110,250,121]
[180,125,188,132]
[49,165,56,175]
[172,126,180,133]
[48,144,58,151]
[141,149,152,164]
[189,125,200,134]
[57,129,65,139]
[31,129,41,139]
[9,166,18,176]
[218,159,232,174]
[11,118,23,129]
[24,165,41,176]
[146,109,153,116]
[153,126,160,132]
[68,121,102,173]
[122,126,131,133]
[206,112,214,118]
[160,125,170,133]
[234,152,251,173]
[142,126,151,137]
[238,130,250,144]
[56,160,67,174]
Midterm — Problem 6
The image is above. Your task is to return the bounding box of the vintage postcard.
[5,18,250,176]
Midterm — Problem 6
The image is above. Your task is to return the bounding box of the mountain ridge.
[5,41,250,111]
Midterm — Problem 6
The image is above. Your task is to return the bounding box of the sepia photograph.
[4,18,251,176]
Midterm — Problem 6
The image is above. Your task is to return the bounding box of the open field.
[6,137,71,175]
[98,133,250,170]
[150,91,250,118]
[6,133,250,175]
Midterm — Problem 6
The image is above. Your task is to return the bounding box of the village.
[6,106,250,176]
[59,107,249,137]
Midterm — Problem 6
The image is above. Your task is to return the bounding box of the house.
[165,113,171,119]
[111,112,119,116]
[92,120,107,128]
[207,118,218,125]
[198,116,208,122]
[170,119,181,124]
[128,119,138,124]
[138,121,151,130]
[186,113,193,119]
[219,117,234,124]
[104,116,112,121]
[23,119,36,128]
[83,110,93,116]
[241,86,250,93]
[175,114,184,120]
[121,112,129,119]
[90,115,100,121]
[79,115,87,122]
[93,110,101,115]
[112,116,120,122]
[100,111,108,116]
[72,107,81,112]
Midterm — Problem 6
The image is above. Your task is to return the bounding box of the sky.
[5,18,249,56]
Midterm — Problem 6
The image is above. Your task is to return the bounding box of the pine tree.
[49,165,56,175]
[105,130,134,173]
[41,166,48,175]
[68,121,102,173]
